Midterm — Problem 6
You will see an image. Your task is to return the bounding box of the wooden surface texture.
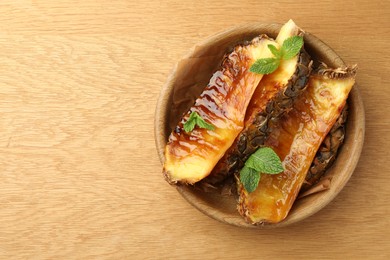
[0,0,389,259]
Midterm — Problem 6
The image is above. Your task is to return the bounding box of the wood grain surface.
[0,0,388,259]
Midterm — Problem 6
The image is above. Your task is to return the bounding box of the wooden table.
[0,1,389,258]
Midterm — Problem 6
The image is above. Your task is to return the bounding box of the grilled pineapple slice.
[204,20,312,185]
[238,65,357,224]
[163,35,278,184]
[301,105,348,191]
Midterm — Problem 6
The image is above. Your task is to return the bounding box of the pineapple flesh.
[204,20,312,185]
[237,66,357,224]
[163,35,278,184]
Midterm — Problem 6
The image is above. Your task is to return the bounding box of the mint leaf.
[183,118,196,132]
[240,166,261,193]
[183,111,215,133]
[267,44,281,59]
[250,58,280,75]
[281,36,303,60]
[245,147,284,174]
[249,36,304,76]
[240,147,283,193]
[183,112,197,132]
[195,116,214,130]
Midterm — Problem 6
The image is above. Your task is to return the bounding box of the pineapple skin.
[163,35,278,184]
[238,66,357,224]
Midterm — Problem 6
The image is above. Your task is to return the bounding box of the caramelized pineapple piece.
[204,20,312,185]
[302,105,348,191]
[164,35,278,184]
[238,65,357,224]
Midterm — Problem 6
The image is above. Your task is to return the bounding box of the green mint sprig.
[249,36,303,75]
[183,111,215,133]
[239,147,284,193]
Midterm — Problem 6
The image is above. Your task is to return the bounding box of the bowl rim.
[154,22,365,228]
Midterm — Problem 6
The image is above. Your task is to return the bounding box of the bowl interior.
[154,23,365,228]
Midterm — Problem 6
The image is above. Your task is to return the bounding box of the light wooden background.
[0,0,389,259]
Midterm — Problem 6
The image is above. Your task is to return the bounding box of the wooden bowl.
[154,23,365,228]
